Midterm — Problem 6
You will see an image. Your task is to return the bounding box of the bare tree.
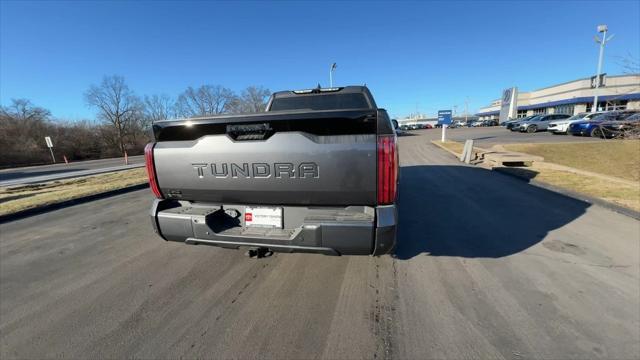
[85,75,142,154]
[0,98,51,120]
[236,86,271,113]
[0,99,53,167]
[143,94,175,123]
[617,52,640,74]
[175,85,237,117]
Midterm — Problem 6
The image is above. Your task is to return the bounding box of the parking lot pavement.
[1,136,638,359]
[406,126,607,147]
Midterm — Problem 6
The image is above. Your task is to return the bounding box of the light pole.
[329,63,337,88]
[592,24,614,112]
[464,97,469,123]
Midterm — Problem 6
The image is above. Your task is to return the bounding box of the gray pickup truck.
[145,86,398,256]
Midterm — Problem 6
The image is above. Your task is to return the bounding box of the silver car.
[547,112,603,134]
[519,114,571,133]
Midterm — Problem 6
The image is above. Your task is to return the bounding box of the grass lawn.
[503,140,640,182]
[432,140,464,154]
[434,139,640,212]
[499,165,640,212]
[0,168,148,216]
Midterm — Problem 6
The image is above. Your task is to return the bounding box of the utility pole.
[464,97,469,123]
[329,63,337,88]
[592,25,614,112]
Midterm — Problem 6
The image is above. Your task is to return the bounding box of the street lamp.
[592,24,614,112]
[329,63,337,88]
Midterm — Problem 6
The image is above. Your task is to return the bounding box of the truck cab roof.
[267,86,378,111]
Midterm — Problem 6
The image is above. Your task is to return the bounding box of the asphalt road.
[1,132,638,359]
[0,155,145,182]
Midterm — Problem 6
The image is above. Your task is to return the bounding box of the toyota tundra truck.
[145,86,398,256]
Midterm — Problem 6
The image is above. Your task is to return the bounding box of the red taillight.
[377,135,398,205]
[144,143,163,199]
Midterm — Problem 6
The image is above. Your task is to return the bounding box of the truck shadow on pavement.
[394,165,590,260]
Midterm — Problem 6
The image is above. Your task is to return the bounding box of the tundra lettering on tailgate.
[191,162,319,179]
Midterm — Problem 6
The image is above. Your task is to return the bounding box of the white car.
[548,112,602,134]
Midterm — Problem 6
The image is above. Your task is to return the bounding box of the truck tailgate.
[152,112,378,206]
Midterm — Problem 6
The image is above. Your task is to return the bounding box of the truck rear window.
[270,93,369,111]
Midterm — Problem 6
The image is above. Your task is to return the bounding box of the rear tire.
[590,127,604,138]
[526,125,537,133]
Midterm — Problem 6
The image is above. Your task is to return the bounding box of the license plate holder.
[244,207,283,228]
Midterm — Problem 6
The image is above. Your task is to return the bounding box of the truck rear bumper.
[150,200,397,256]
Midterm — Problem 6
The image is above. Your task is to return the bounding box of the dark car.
[482,119,498,127]
[568,110,639,137]
[506,115,537,130]
[598,112,640,138]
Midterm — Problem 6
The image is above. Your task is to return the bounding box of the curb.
[430,140,462,158]
[494,168,640,220]
[0,183,149,224]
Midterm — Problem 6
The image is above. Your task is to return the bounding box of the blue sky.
[1,0,639,120]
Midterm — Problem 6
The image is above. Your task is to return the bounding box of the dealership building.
[476,74,640,121]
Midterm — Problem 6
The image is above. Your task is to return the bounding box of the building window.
[554,105,574,115]
[586,100,628,112]
[554,105,573,114]
[532,108,547,115]
[606,100,628,111]
[517,110,528,118]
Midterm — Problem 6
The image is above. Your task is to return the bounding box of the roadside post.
[63,155,69,164]
[45,136,56,164]
[461,139,474,164]
[438,110,452,142]
[124,151,129,165]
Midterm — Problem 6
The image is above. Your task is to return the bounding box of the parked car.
[449,121,466,128]
[597,112,640,138]
[146,85,398,256]
[547,112,602,134]
[482,119,498,127]
[519,114,571,133]
[470,120,484,127]
[502,119,519,127]
[506,115,537,131]
[568,110,639,137]
[422,123,433,129]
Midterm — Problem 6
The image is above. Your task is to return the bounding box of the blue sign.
[437,110,452,125]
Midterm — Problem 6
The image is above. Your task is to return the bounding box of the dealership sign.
[437,110,452,125]
[498,87,518,124]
